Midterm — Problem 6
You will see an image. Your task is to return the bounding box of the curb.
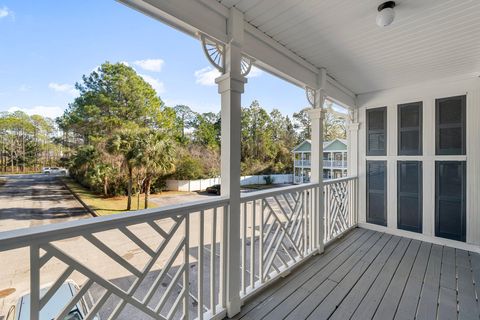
[61,178,98,217]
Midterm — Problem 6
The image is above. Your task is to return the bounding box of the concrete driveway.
[0,174,90,232]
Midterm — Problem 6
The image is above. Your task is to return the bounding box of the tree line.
[0,111,62,173]
[171,100,346,178]
[1,61,346,209]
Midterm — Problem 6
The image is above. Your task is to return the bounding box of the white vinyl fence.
[166,174,293,192]
[166,178,221,192]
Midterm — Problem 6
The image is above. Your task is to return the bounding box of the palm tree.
[135,130,175,209]
[91,163,113,197]
[106,129,140,210]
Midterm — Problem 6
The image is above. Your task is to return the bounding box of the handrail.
[323,176,356,186]
[0,196,229,252]
[240,182,319,202]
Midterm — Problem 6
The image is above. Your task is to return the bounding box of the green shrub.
[174,155,204,180]
[263,175,275,185]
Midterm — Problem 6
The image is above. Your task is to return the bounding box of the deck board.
[269,232,384,320]
[350,237,411,320]
[394,241,432,320]
[307,234,392,320]
[416,244,443,320]
[456,250,479,320]
[235,228,480,320]
[437,246,457,320]
[438,287,458,320]
[372,239,421,320]
[330,235,401,320]
[470,252,480,312]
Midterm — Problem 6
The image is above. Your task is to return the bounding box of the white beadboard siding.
[358,75,480,246]
[218,0,480,94]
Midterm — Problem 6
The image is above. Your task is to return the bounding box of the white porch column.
[214,7,246,317]
[306,68,327,253]
[347,109,359,177]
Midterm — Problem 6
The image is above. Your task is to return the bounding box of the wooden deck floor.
[233,228,480,320]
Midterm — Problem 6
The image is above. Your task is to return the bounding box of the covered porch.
[1,0,480,319]
[235,228,480,320]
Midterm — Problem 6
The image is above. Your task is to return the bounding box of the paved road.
[0,174,90,232]
[0,174,91,318]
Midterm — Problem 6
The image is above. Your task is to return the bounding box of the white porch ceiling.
[219,0,480,94]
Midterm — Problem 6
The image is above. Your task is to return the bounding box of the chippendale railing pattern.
[239,183,320,298]
[324,177,358,244]
[0,198,229,320]
[0,179,358,320]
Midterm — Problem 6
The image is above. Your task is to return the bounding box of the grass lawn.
[62,178,158,216]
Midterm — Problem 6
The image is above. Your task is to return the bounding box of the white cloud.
[0,6,13,19]
[134,59,164,72]
[7,106,65,119]
[48,82,77,96]
[139,74,165,94]
[194,65,264,86]
[194,67,221,86]
[248,66,264,78]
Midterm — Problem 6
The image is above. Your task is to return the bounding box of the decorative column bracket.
[306,87,317,108]
[306,87,327,109]
[200,34,225,73]
[200,33,254,77]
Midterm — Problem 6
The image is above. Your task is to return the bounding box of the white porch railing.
[294,159,311,167]
[323,160,348,168]
[238,183,320,300]
[324,176,358,244]
[0,198,230,320]
[0,178,358,320]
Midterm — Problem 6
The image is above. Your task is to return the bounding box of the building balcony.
[294,160,311,167]
[295,160,348,169]
[323,160,348,168]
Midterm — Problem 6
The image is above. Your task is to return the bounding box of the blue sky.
[0,0,308,119]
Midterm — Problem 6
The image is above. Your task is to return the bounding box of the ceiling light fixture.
[376,1,396,27]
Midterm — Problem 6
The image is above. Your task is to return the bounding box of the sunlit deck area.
[235,228,480,320]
